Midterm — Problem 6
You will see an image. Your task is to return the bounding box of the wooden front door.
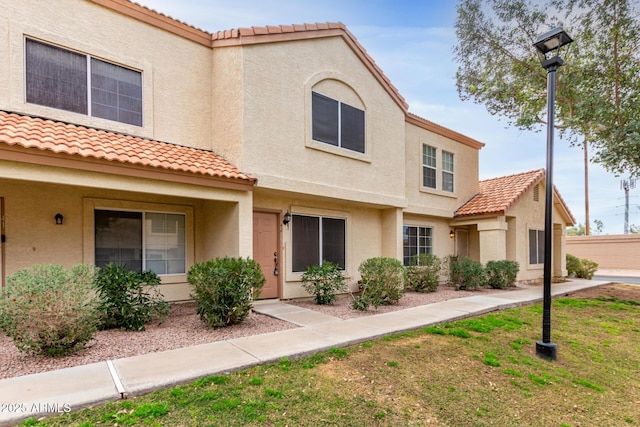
[253,211,279,299]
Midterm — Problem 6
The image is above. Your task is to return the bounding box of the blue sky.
[138,0,638,234]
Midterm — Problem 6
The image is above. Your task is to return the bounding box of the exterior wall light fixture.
[283,211,291,226]
[449,229,455,238]
[55,213,64,225]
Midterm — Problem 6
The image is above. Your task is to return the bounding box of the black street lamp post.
[533,27,573,361]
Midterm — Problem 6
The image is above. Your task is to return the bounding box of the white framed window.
[528,229,545,265]
[95,210,185,275]
[291,214,346,272]
[442,151,454,192]
[25,38,142,126]
[403,225,433,266]
[312,91,365,154]
[422,144,437,189]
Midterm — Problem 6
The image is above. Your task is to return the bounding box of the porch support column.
[381,207,403,261]
[238,192,254,258]
[477,217,508,264]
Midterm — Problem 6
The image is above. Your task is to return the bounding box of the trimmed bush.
[0,264,98,357]
[406,253,441,293]
[188,257,265,328]
[448,257,486,290]
[485,260,519,289]
[301,262,347,305]
[352,257,406,311]
[566,254,598,280]
[94,264,169,331]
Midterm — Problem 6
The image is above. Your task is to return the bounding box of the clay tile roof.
[455,169,546,217]
[0,110,256,185]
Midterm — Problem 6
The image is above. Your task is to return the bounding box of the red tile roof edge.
[406,113,484,150]
[454,168,575,225]
[454,169,545,217]
[0,110,256,185]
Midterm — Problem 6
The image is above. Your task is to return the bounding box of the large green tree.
[454,0,640,177]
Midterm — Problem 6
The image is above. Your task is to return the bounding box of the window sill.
[419,187,458,199]
[307,140,371,163]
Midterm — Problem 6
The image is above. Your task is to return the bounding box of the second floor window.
[312,91,365,154]
[423,145,437,188]
[26,38,143,126]
[442,151,454,192]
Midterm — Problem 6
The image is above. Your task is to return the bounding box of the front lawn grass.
[21,292,640,426]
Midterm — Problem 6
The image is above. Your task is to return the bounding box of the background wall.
[566,235,640,270]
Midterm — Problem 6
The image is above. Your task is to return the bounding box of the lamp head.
[533,27,573,70]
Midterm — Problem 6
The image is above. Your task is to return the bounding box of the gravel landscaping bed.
[0,284,524,380]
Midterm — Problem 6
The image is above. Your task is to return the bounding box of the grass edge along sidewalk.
[10,283,640,426]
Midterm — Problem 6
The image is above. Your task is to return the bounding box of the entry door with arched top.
[253,211,279,299]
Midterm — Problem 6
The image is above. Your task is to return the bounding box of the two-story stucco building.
[0,0,574,301]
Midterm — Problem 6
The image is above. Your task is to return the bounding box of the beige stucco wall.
[0,0,214,149]
[254,189,402,299]
[1,161,253,300]
[404,121,480,217]
[500,183,570,281]
[566,234,640,270]
[237,38,407,207]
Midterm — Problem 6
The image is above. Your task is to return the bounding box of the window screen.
[95,210,143,272]
[91,58,143,126]
[95,209,186,274]
[26,39,88,114]
[341,103,365,153]
[25,38,142,126]
[292,214,346,272]
[312,92,339,146]
[312,91,365,153]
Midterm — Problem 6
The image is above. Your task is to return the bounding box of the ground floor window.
[292,214,346,272]
[95,209,186,274]
[528,229,545,265]
[403,225,433,265]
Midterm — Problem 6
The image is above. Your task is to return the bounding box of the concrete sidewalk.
[0,278,612,426]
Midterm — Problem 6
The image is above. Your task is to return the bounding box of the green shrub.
[352,257,406,311]
[485,260,520,289]
[188,257,265,328]
[94,264,169,331]
[406,253,441,293]
[448,257,486,290]
[566,254,581,277]
[301,262,347,305]
[566,254,598,279]
[0,264,98,357]
[443,254,459,285]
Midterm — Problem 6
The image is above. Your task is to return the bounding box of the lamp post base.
[536,341,558,361]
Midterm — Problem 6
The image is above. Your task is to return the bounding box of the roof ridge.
[127,0,212,34]
[212,22,346,40]
[479,168,544,184]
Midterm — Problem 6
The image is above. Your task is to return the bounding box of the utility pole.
[621,179,636,234]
